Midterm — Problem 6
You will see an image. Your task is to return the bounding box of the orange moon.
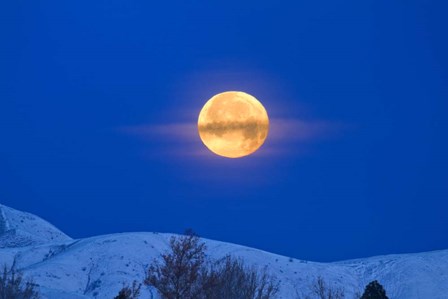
[198,91,269,158]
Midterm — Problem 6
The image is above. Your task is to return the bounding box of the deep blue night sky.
[1,1,447,262]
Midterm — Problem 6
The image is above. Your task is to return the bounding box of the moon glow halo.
[198,91,269,158]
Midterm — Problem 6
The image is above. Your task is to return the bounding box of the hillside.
[0,204,446,299]
[0,204,71,248]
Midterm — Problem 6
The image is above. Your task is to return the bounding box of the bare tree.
[296,276,345,299]
[144,230,208,299]
[312,276,344,299]
[0,263,39,299]
[145,231,279,299]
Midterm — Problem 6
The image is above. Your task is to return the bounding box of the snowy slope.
[0,204,446,299]
[0,204,71,248]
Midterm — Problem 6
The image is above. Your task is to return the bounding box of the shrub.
[145,230,279,299]
[114,281,141,299]
[0,263,39,299]
[207,255,279,299]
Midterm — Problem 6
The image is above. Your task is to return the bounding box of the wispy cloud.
[122,123,198,142]
[268,119,342,142]
[120,118,344,158]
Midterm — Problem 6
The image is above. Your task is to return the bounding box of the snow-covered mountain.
[0,204,446,299]
[0,204,71,248]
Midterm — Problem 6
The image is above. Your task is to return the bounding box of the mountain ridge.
[0,204,71,248]
[0,204,446,299]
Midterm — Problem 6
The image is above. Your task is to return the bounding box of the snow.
[0,204,71,248]
[0,204,446,299]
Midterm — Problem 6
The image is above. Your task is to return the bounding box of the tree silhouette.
[0,263,39,299]
[145,230,279,299]
[206,255,279,299]
[360,280,388,299]
[144,230,207,299]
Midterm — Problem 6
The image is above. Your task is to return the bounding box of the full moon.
[198,91,269,158]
